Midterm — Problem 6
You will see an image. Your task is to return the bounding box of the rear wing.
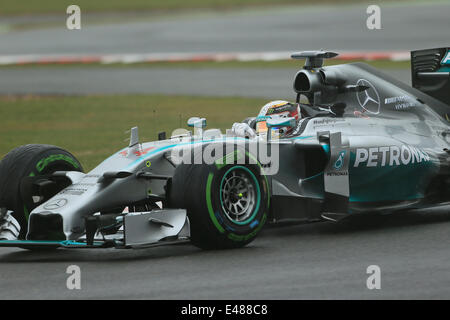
[411,47,450,107]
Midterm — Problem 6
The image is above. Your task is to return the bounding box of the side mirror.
[266,116,296,129]
[187,117,207,128]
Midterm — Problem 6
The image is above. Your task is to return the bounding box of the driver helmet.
[255,100,300,137]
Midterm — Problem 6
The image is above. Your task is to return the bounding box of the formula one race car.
[0,47,449,251]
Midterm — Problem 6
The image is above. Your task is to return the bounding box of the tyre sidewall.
[0,144,83,238]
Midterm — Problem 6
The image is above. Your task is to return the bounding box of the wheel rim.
[220,166,260,225]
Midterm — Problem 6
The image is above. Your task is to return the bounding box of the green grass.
[0,0,384,15]
[0,95,265,170]
[0,59,411,70]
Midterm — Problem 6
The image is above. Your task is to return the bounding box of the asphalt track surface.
[0,2,449,55]
[1,207,450,299]
[0,67,410,97]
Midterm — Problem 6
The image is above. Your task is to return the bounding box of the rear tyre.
[170,160,269,249]
[0,144,83,239]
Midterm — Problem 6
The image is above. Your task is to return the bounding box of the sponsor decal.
[83,174,100,178]
[313,118,346,126]
[326,171,348,176]
[119,146,155,157]
[384,95,417,110]
[356,79,381,114]
[134,147,155,157]
[71,183,96,187]
[333,150,346,170]
[59,189,86,196]
[266,105,292,116]
[441,51,450,66]
[354,145,430,167]
[354,110,370,119]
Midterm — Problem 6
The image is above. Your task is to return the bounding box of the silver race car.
[0,47,449,251]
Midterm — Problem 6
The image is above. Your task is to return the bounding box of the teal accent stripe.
[349,195,425,203]
[124,137,246,170]
[123,135,315,170]
[0,240,102,246]
[287,135,314,140]
[0,240,62,244]
[302,171,324,181]
[321,144,330,155]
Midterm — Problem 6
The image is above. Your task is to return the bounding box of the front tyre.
[0,144,83,239]
[170,162,270,249]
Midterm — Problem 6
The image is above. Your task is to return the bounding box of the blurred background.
[0,0,449,169]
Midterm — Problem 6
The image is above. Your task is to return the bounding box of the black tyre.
[170,159,270,249]
[0,144,83,239]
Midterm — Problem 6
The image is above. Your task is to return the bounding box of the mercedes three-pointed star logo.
[43,198,68,210]
[355,79,381,115]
